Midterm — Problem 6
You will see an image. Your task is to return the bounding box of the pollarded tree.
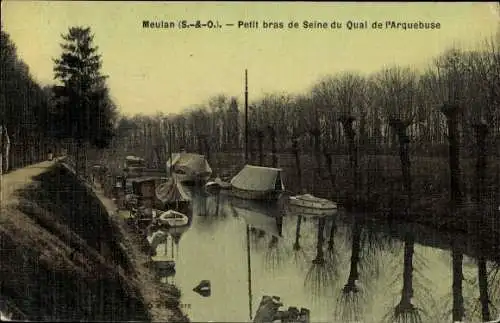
[52,26,116,175]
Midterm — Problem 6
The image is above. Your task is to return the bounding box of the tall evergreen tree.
[52,26,116,174]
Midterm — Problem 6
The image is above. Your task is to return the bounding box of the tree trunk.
[323,148,336,199]
[270,128,278,168]
[312,130,322,179]
[249,132,255,165]
[339,116,359,209]
[328,220,336,251]
[451,242,464,322]
[389,118,412,215]
[344,216,361,292]
[313,218,326,265]
[441,104,463,207]
[400,233,415,307]
[203,137,211,168]
[473,123,491,321]
[197,135,204,155]
[441,104,464,322]
[293,215,302,251]
[478,257,491,321]
[257,131,264,166]
[292,137,302,193]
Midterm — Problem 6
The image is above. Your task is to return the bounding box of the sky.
[1,1,499,116]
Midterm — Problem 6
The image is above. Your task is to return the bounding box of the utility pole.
[245,69,248,164]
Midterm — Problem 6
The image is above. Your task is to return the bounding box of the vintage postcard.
[1,1,499,322]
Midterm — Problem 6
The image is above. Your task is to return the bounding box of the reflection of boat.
[148,230,176,269]
[157,210,189,227]
[166,153,212,184]
[230,165,285,201]
[147,229,168,247]
[229,198,283,237]
[288,194,338,218]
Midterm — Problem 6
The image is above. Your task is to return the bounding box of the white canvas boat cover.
[125,155,145,163]
[231,165,284,192]
[156,178,190,204]
[166,153,212,177]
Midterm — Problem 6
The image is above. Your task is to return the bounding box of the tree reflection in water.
[250,228,267,252]
[304,217,337,304]
[335,215,365,322]
[264,234,290,275]
[292,215,307,269]
[488,264,500,318]
[458,257,498,322]
[358,222,398,296]
[325,218,340,277]
[382,232,428,323]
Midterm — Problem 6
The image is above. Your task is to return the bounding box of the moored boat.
[157,209,189,227]
[166,152,212,184]
[155,177,191,212]
[205,177,233,194]
[288,194,338,218]
[229,165,285,201]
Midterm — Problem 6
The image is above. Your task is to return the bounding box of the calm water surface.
[152,188,500,323]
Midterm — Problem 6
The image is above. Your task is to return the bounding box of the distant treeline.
[117,37,499,161]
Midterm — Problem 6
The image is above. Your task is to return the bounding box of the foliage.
[1,26,55,169]
[52,26,117,149]
[118,40,498,160]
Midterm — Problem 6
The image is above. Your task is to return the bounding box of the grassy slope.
[0,162,150,321]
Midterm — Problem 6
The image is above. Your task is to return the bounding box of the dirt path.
[0,159,57,208]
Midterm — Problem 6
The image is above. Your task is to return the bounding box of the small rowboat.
[288,194,338,218]
[205,177,232,194]
[193,280,211,297]
[157,210,189,227]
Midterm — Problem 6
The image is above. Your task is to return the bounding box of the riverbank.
[0,160,187,322]
[0,160,149,321]
[59,160,189,322]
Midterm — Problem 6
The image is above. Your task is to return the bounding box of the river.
[150,187,499,323]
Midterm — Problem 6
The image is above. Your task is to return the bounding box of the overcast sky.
[2,2,498,116]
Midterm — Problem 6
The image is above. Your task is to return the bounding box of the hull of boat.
[287,204,338,218]
[158,218,189,227]
[289,198,337,210]
[157,210,189,227]
[160,201,191,214]
[229,186,283,201]
[174,173,211,185]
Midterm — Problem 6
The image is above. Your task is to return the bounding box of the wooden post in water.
[169,122,174,177]
[245,69,249,164]
[246,223,253,321]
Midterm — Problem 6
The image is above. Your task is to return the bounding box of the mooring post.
[245,69,249,164]
[246,223,253,320]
